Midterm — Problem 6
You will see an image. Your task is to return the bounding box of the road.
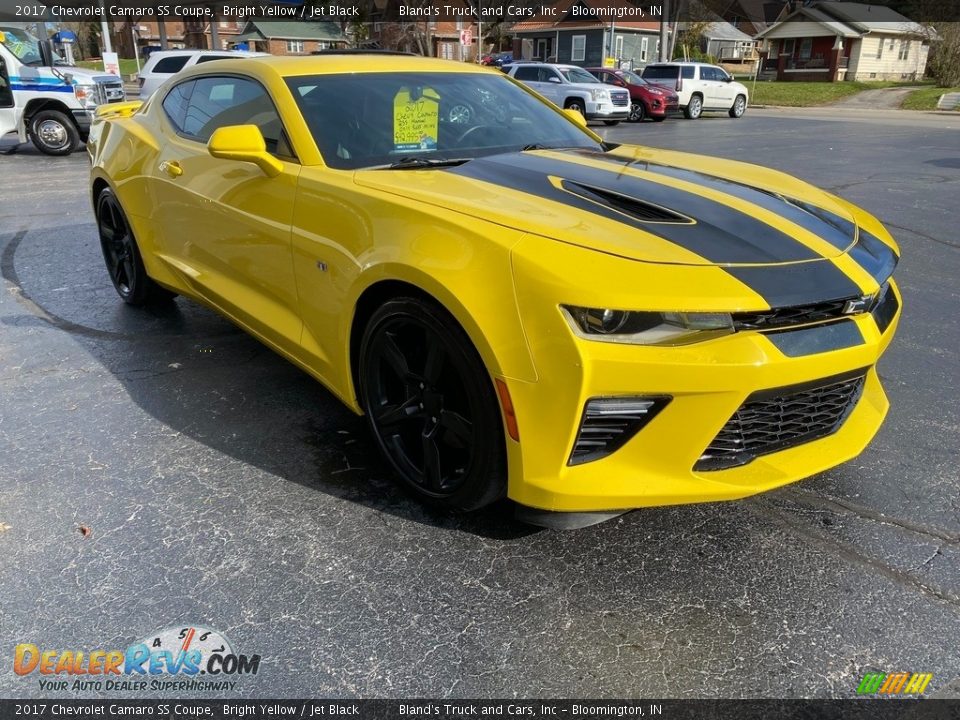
[1,108,958,699]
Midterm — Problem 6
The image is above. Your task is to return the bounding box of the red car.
[586,67,679,122]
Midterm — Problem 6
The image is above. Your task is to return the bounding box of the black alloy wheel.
[359,298,506,511]
[96,189,174,305]
[629,101,645,122]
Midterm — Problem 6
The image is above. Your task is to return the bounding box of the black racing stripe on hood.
[849,229,899,285]
[580,151,856,251]
[726,261,864,309]
[447,153,820,264]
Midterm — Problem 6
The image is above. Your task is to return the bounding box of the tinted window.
[195,55,233,64]
[287,72,601,170]
[513,66,540,81]
[161,80,194,132]
[642,65,678,80]
[152,56,190,74]
[560,67,599,84]
[682,66,696,79]
[181,76,290,156]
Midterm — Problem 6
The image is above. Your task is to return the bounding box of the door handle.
[159,160,183,178]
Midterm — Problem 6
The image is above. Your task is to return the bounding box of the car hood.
[354,146,865,268]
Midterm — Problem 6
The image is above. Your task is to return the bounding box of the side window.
[181,76,293,158]
[195,55,231,64]
[539,68,561,83]
[513,66,540,82]
[161,80,194,132]
[152,56,190,74]
[681,66,695,80]
[700,67,717,81]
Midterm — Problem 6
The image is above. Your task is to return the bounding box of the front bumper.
[72,109,93,141]
[585,100,630,121]
[504,237,901,514]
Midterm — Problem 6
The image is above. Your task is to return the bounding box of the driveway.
[828,85,926,110]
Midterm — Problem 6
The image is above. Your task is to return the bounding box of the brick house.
[233,21,349,55]
[756,2,930,82]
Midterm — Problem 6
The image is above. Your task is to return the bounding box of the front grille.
[96,80,125,104]
[732,297,860,331]
[695,369,867,471]
[611,92,629,107]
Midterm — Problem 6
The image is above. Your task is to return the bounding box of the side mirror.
[207,124,282,177]
[563,108,587,126]
[724,76,733,83]
[547,76,562,83]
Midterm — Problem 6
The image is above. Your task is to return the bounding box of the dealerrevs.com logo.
[14,625,261,693]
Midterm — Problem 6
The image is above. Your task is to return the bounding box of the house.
[369,0,483,61]
[756,2,930,82]
[511,0,663,69]
[232,21,349,55]
[699,21,757,62]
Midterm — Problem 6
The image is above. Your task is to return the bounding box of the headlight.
[74,84,97,107]
[589,88,610,102]
[562,306,734,345]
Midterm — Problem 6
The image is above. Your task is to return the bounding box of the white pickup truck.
[505,62,630,125]
[0,25,126,155]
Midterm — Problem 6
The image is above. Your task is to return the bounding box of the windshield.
[287,72,602,170]
[619,70,647,86]
[559,67,600,84]
[0,26,60,65]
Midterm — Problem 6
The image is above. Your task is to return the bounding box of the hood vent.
[561,181,694,224]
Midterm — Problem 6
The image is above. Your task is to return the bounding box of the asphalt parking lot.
[1,107,959,699]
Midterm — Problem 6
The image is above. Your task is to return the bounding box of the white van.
[138,49,268,99]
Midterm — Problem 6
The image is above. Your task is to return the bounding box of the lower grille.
[695,369,867,471]
[569,397,669,465]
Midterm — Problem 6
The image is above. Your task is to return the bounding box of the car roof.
[146,49,267,59]
[645,61,716,67]
[175,54,498,79]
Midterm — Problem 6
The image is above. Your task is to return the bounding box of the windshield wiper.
[380,157,471,170]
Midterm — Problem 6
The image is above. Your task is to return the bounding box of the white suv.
[505,63,630,125]
[640,62,748,119]
[137,49,268,99]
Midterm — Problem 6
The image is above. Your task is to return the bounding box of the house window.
[572,35,586,62]
[799,37,812,59]
[286,40,304,54]
[640,37,648,62]
[898,39,910,60]
[889,38,895,50]
[535,38,547,60]
[782,38,795,56]
[876,38,883,59]
[615,35,623,59]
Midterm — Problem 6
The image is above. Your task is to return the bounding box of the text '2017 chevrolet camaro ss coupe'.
[88,55,901,528]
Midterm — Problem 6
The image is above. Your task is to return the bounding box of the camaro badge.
[843,295,873,315]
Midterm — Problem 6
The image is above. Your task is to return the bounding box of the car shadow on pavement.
[1,224,539,540]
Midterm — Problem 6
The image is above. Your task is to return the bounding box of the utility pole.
[659,0,669,61]
[99,0,112,53]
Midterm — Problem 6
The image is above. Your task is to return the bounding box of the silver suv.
[641,62,749,119]
[505,63,630,125]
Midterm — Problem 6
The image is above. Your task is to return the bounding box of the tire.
[358,297,507,511]
[96,188,176,306]
[29,109,80,156]
[603,120,620,126]
[683,94,703,119]
[564,99,585,117]
[628,101,645,122]
[729,94,747,118]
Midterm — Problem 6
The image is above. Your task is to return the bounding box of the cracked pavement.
[1,108,959,699]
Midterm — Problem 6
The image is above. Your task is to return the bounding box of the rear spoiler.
[95,101,143,119]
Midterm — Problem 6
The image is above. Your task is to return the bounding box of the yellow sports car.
[88,54,901,528]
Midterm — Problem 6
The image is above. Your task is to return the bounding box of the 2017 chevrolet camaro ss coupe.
[88,55,901,528]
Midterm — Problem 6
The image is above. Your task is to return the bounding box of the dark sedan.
[586,67,680,122]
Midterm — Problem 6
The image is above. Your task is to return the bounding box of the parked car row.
[502,60,749,123]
